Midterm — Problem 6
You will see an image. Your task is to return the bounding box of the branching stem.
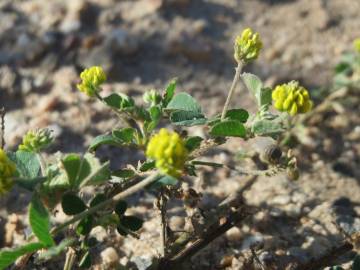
[51,173,159,236]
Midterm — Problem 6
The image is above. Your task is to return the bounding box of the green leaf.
[251,119,284,137]
[29,196,54,247]
[115,201,128,216]
[76,216,94,236]
[170,110,207,126]
[37,238,75,261]
[146,106,162,132]
[88,134,122,152]
[61,193,87,215]
[162,78,177,106]
[224,109,249,123]
[97,213,119,228]
[0,242,44,270]
[210,120,246,138]
[353,255,360,270]
[241,72,263,98]
[16,177,45,192]
[89,194,107,207]
[8,151,40,179]
[112,169,136,179]
[79,251,91,268]
[61,153,110,188]
[166,92,201,113]
[185,136,203,152]
[103,93,134,110]
[139,160,155,172]
[241,73,271,107]
[259,87,272,107]
[120,216,143,231]
[149,175,178,189]
[112,128,136,143]
[61,154,81,186]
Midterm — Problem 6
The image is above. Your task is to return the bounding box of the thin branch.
[159,177,257,270]
[37,153,47,177]
[160,204,253,268]
[0,107,5,148]
[158,188,168,257]
[51,173,159,236]
[63,248,76,270]
[221,62,243,120]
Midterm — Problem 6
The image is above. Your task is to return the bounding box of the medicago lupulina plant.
[0,28,313,269]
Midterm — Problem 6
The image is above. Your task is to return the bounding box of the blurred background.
[1,0,359,153]
[1,0,360,269]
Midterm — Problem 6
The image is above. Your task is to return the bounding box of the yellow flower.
[146,129,187,177]
[354,38,360,54]
[272,81,313,116]
[234,28,263,63]
[0,148,16,195]
[77,66,106,97]
[19,128,53,153]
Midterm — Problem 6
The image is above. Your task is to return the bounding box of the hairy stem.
[0,107,5,148]
[158,189,168,257]
[51,173,159,236]
[221,62,243,120]
[36,153,47,177]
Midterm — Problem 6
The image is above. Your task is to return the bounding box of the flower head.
[146,129,187,177]
[272,81,313,116]
[19,128,53,152]
[0,149,16,195]
[77,66,106,97]
[354,38,360,54]
[234,28,263,63]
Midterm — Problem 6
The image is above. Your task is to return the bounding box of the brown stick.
[159,204,252,269]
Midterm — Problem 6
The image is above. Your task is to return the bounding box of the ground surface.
[0,0,360,269]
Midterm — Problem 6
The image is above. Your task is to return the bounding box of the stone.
[105,29,139,55]
[0,66,18,95]
[226,227,242,242]
[100,247,119,268]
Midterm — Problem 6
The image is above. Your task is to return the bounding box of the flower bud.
[354,38,360,54]
[146,129,187,177]
[0,148,16,195]
[272,81,313,116]
[19,128,53,153]
[143,89,162,106]
[234,28,263,63]
[77,66,106,97]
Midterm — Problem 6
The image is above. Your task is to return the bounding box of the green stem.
[36,152,46,176]
[221,62,243,120]
[51,173,159,236]
[95,92,146,140]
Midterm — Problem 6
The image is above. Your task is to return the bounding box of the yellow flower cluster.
[354,38,360,54]
[146,129,187,177]
[272,81,313,116]
[77,66,106,97]
[0,149,16,195]
[234,28,263,63]
[19,128,53,153]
